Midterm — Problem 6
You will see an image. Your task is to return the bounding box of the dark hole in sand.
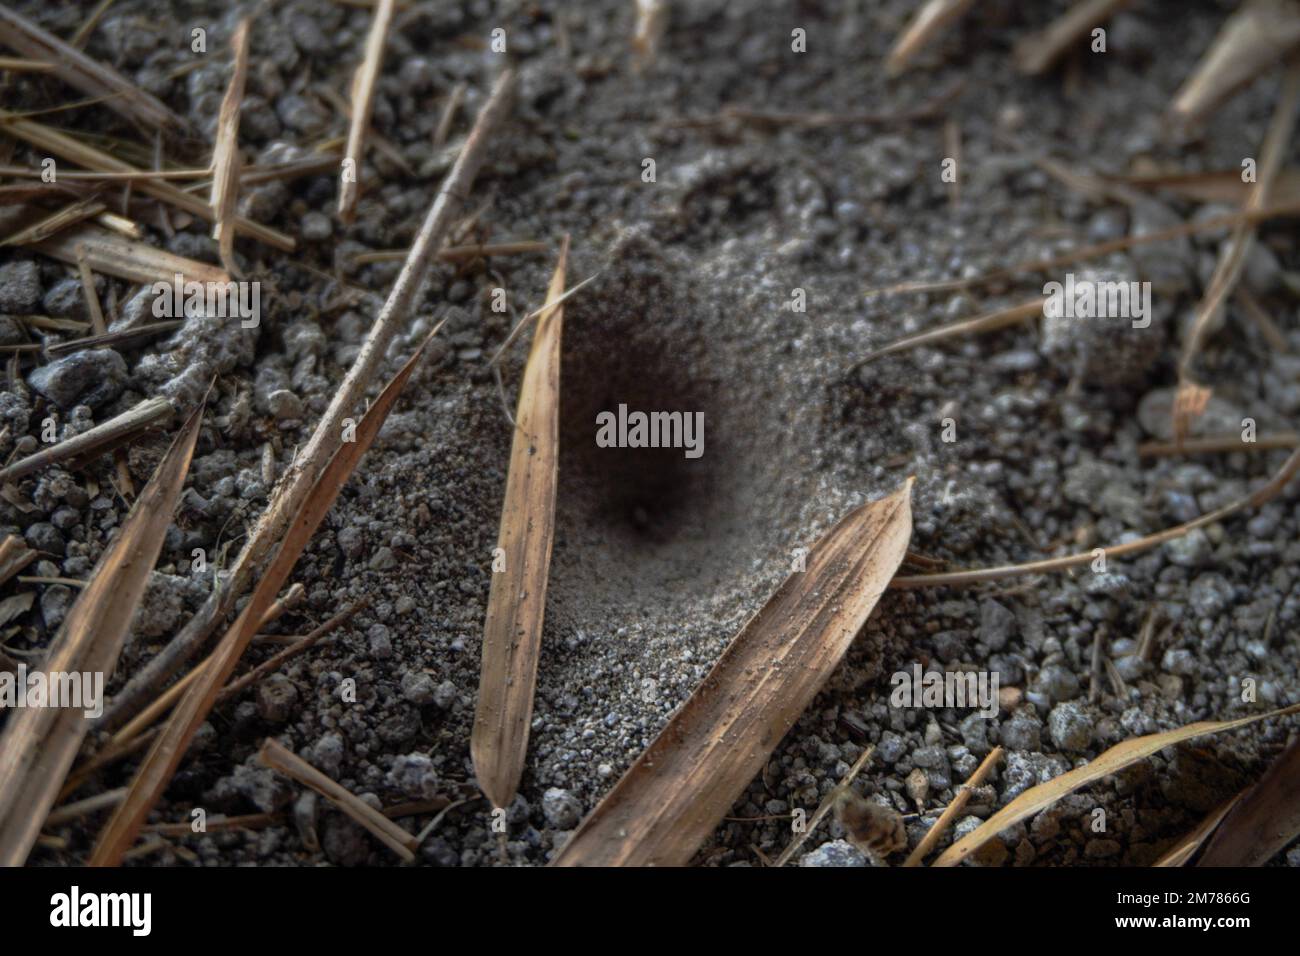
[548,256,800,622]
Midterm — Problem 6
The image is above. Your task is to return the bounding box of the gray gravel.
[1,0,1298,868]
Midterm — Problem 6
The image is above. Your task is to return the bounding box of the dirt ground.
[3,0,1300,866]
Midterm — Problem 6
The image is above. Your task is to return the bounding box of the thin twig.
[903,746,1003,866]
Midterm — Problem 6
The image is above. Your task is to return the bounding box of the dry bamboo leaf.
[258,738,417,861]
[1014,0,1132,75]
[551,480,913,867]
[1154,793,1243,867]
[472,238,569,810]
[101,69,515,733]
[90,332,437,866]
[210,19,250,277]
[0,7,186,131]
[1197,737,1300,866]
[33,223,228,285]
[934,704,1300,866]
[338,0,396,222]
[849,298,1045,371]
[886,0,976,76]
[1171,0,1300,123]
[0,402,202,866]
[0,109,294,252]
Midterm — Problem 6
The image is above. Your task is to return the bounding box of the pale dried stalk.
[0,396,172,485]
[210,19,251,277]
[849,298,1045,371]
[0,404,202,866]
[904,746,1002,866]
[1139,432,1298,457]
[472,238,568,810]
[338,0,396,222]
[773,745,875,867]
[1179,60,1300,381]
[0,6,185,131]
[259,739,417,861]
[892,446,1300,589]
[886,0,976,76]
[75,247,107,335]
[46,320,183,356]
[865,199,1300,298]
[34,223,228,285]
[0,196,106,247]
[1015,0,1132,74]
[353,239,548,265]
[632,0,668,69]
[0,56,54,72]
[1171,0,1300,123]
[433,82,466,146]
[100,69,516,731]
[0,109,294,251]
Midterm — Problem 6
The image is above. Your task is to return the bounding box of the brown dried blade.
[935,704,1300,866]
[0,7,186,132]
[0,402,202,866]
[1197,736,1300,866]
[210,19,250,277]
[472,237,568,810]
[1154,793,1243,866]
[551,480,913,867]
[89,331,437,866]
[1170,0,1300,124]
